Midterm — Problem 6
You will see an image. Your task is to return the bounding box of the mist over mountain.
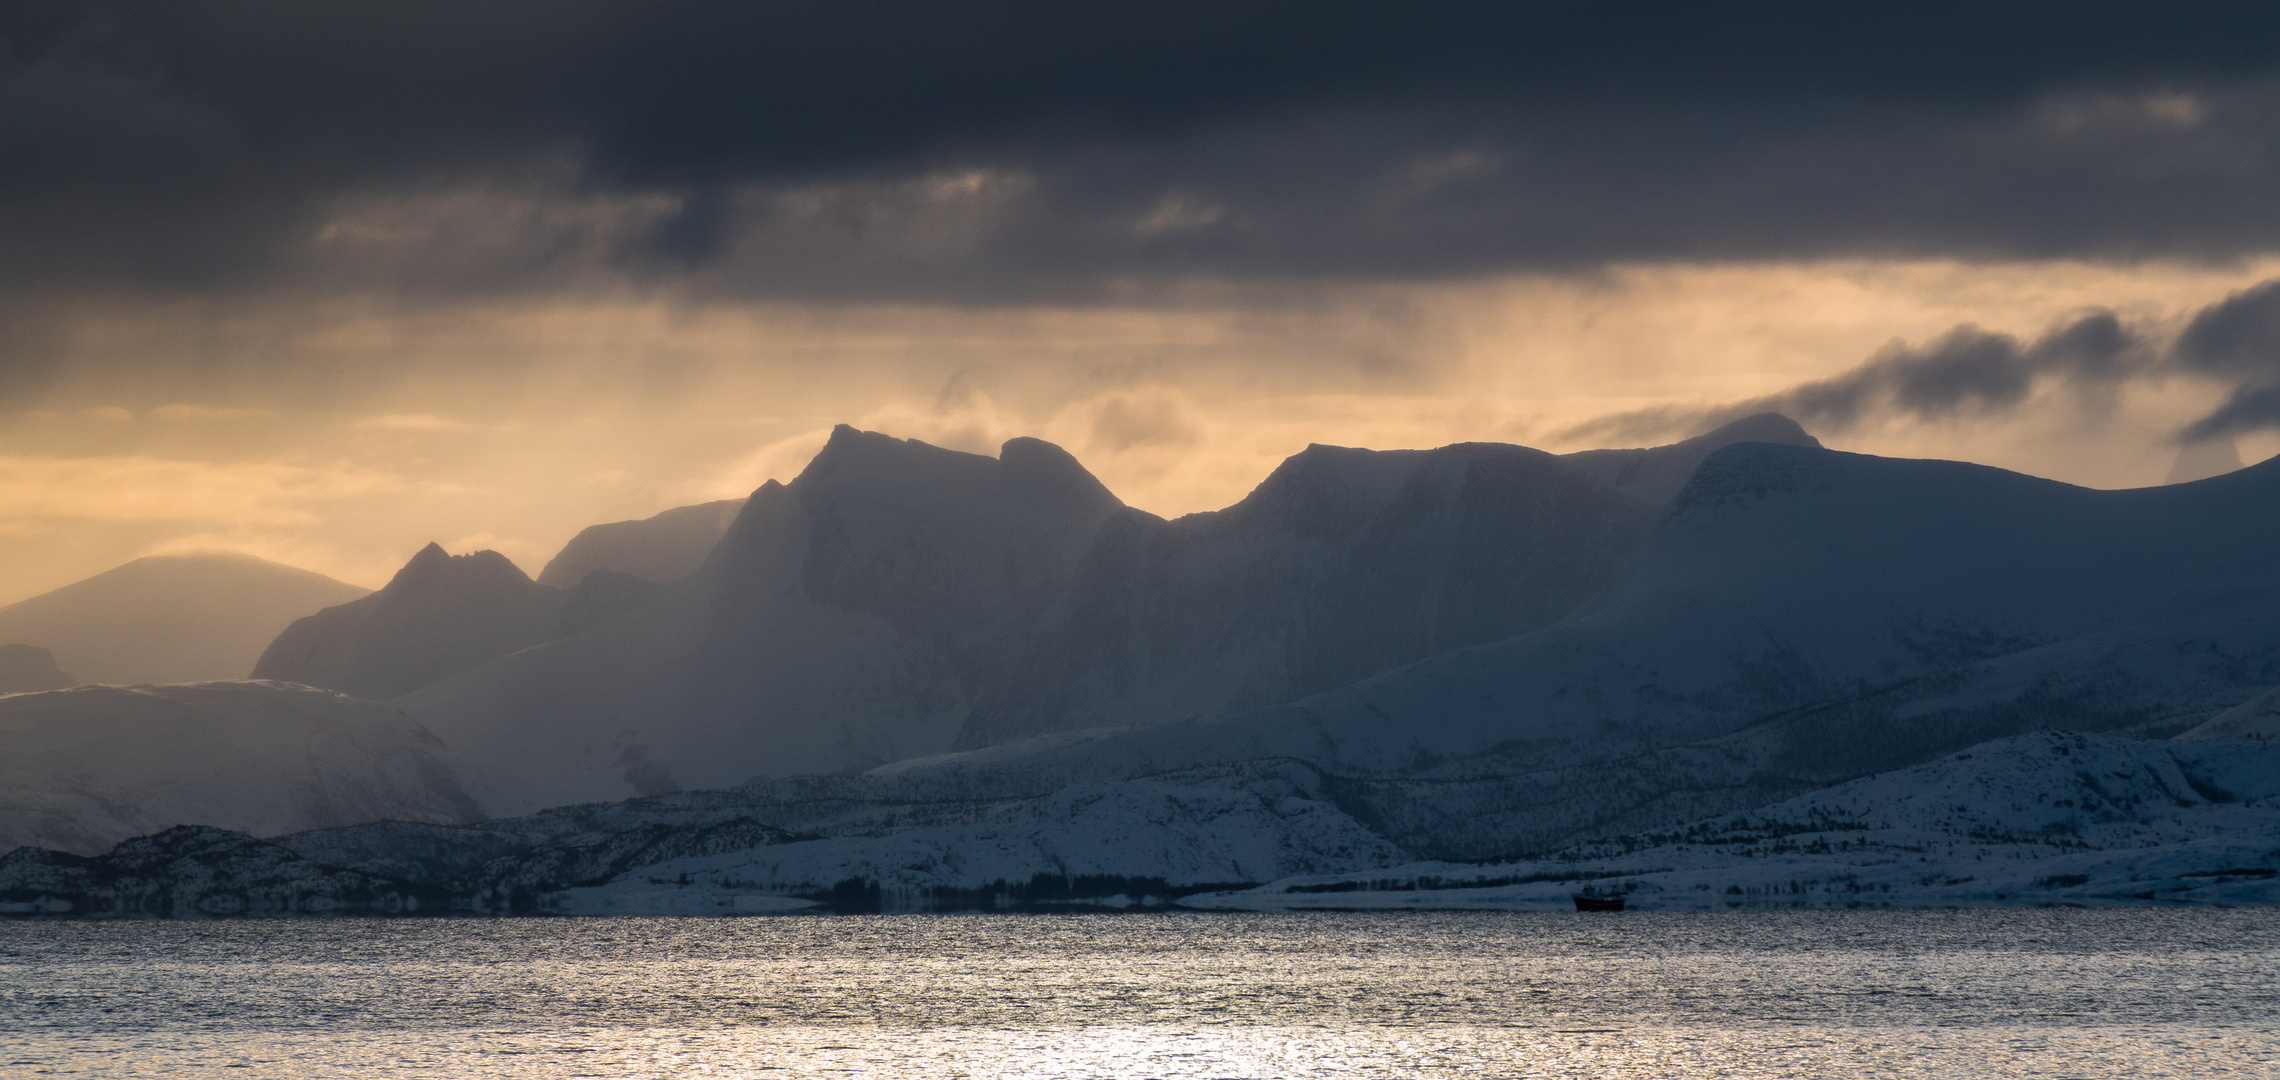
[537,499,746,589]
[252,544,662,700]
[391,418,1812,815]
[0,645,74,695]
[0,554,369,685]
[397,427,1128,812]
[0,681,481,856]
[915,441,2280,861]
[964,414,1820,747]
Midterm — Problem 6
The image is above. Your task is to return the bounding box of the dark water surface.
[2,909,2275,1077]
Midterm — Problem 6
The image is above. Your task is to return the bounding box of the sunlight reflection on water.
[2,909,2275,1078]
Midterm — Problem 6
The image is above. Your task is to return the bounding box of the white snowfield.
[1184,730,2280,911]
[547,762,1408,915]
[453,727,2280,916]
[2178,684,2280,742]
[0,681,482,855]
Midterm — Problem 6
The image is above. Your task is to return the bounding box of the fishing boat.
[1572,889,1624,912]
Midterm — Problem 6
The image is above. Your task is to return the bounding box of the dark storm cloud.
[1567,280,2280,446]
[6,1,2280,298]
[2174,281,2280,441]
[1562,312,2154,443]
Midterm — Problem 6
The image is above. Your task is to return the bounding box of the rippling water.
[3,910,2276,1078]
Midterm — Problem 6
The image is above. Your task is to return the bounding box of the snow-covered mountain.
[0,681,482,856]
[251,544,660,700]
[0,554,368,684]
[891,441,2280,862]
[398,427,1129,813]
[397,417,1817,815]
[0,644,74,694]
[537,498,745,588]
[16,422,2280,917]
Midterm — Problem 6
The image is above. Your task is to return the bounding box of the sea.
[2,909,2275,1078]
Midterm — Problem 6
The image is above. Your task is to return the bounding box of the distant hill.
[537,499,744,588]
[0,554,370,684]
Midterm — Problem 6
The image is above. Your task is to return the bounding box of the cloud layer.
[7,2,2280,300]
[1566,277,2280,448]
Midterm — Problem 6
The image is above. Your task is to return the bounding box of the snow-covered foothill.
[2176,685,2280,742]
[539,761,1406,914]
[0,681,483,856]
[1182,731,2280,911]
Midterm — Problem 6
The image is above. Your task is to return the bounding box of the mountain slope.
[851,443,2280,860]
[405,419,1819,814]
[253,545,571,700]
[0,681,482,856]
[0,554,369,684]
[958,439,1658,747]
[399,427,1129,814]
[537,498,745,588]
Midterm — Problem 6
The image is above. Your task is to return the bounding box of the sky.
[6,1,2280,603]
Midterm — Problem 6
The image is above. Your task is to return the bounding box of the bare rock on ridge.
[0,644,75,694]
[0,553,369,684]
[537,498,746,589]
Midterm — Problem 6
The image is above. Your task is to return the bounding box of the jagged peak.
[998,436,1122,510]
[794,425,988,488]
[1692,412,1820,449]
[382,544,533,596]
[1665,440,1837,516]
[1231,443,1426,522]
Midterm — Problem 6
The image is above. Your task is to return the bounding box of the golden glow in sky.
[4,256,2276,604]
